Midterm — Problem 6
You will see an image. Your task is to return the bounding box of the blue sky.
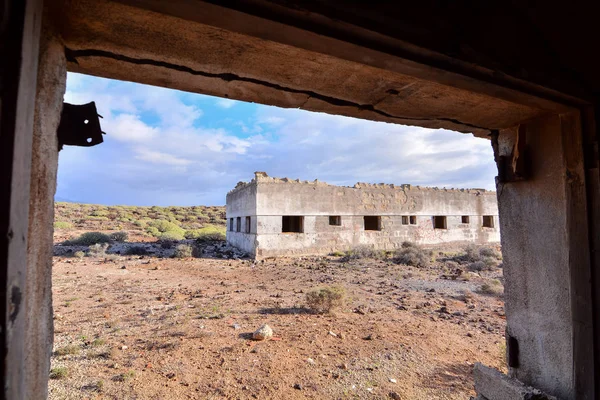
[57,73,497,206]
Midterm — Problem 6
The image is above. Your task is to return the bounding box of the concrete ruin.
[2,1,600,399]
[227,172,499,257]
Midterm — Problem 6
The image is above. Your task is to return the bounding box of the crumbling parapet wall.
[226,172,499,258]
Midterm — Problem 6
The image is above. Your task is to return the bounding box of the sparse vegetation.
[478,279,504,296]
[393,241,430,267]
[73,251,85,258]
[306,286,347,314]
[339,246,384,262]
[109,231,129,242]
[54,221,73,229]
[87,243,109,257]
[63,232,111,246]
[54,345,80,356]
[174,244,194,258]
[49,367,69,380]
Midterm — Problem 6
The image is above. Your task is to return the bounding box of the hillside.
[54,202,227,242]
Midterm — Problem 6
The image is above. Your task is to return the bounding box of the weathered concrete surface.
[25,19,65,400]
[494,113,592,399]
[473,363,557,400]
[227,173,499,257]
[51,0,560,137]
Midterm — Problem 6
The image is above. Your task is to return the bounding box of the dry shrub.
[393,241,430,267]
[109,231,129,242]
[88,243,109,257]
[477,279,504,296]
[63,232,111,246]
[174,244,194,258]
[305,286,346,314]
[340,246,384,262]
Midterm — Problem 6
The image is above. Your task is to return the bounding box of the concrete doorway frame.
[2,1,598,399]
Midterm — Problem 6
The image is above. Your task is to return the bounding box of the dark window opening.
[364,216,381,231]
[401,216,409,225]
[282,216,304,233]
[245,216,251,233]
[410,216,417,225]
[462,216,470,224]
[483,215,495,228]
[329,216,341,226]
[433,216,447,229]
[229,218,234,231]
[236,217,241,232]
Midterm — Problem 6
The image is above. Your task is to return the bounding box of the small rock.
[389,378,397,384]
[252,324,273,341]
[341,363,349,370]
[307,358,316,365]
[120,345,128,350]
[293,383,303,390]
[121,265,126,269]
[389,392,402,400]
[363,334,373,340]
[328,331,338,337]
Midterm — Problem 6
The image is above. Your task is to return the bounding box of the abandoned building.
[3,1,600,399]
[226,172,500,257]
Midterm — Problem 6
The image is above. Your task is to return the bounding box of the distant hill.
[54,202,226,240]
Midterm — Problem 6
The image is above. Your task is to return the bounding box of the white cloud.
[216,98,237,109]
[57,73,497,206]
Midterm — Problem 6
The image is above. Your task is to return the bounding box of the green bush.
[149,219,185,235]
[393,241,430,267]
[193,225,227,243]
[174,244,194,258]
[109,231,129,242]
[90,210,109,217]
[54,221,73,229]
[158,231,185,242]
[306,286,346,314]
[145,226,161,237]
[63,232,111,246]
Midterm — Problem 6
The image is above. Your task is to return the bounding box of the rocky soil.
[49,240,505,400]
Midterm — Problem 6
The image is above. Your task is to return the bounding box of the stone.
[252,324,273,341]
[389,392,402,399]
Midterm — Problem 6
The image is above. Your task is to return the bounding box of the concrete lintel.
[474,363,557,400]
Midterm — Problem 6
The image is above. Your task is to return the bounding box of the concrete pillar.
[24,15,66,400]
[475,112,594,399]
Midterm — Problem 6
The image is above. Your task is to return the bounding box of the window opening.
[462,216,470,224]
[433,216,447,229]
[483,215,495,228]
[236,217,241,232]
[410,216,417,225]
[364,216,381,231]
[401,216,409,225]
[329,216,341,226]
[282,216,304,233]
[245,216,251,233]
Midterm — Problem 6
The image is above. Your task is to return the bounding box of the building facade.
[226,172,499,258]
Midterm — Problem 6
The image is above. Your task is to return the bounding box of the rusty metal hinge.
[57,102,105,150]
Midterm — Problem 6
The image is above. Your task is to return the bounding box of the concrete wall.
[491,113,592,400]
[24,18,65,400]
[225,181,257,255]
[226,173,499,257]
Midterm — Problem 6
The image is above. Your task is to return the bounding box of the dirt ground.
[49,237,506,400]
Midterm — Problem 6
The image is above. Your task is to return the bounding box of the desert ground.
[49,203,506,400]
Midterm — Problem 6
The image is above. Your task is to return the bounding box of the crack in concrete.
[65,47,490,131]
